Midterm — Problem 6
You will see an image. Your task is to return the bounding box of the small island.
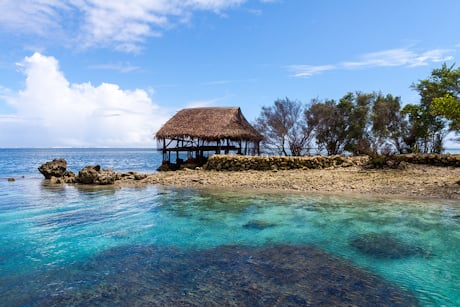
[38,154,460,200]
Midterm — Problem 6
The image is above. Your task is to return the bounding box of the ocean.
[0,148,459,306]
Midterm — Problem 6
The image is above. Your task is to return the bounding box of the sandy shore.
[121,164,460,200]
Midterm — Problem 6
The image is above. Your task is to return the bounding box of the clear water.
[0,149,459,306]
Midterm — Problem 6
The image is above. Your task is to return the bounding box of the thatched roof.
[155,107,263,142]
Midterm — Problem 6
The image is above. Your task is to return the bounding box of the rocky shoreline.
[35,157,460,201]
[141,165,460,200]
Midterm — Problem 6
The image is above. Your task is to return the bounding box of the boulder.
[77,165,100,184]
[47,171,76,184]
[134,173,148,180]
[38,158,68,179]
[96,169,117,185]
[62,170,77,183]
[77,165,116,185]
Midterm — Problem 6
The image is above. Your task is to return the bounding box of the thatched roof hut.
[155,107,263,167]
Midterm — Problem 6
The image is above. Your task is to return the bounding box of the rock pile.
[38,159,147,185]
[204,155,369,171]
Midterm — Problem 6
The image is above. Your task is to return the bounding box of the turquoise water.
[1,149,459,306]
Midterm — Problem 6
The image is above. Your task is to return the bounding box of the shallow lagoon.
[1,148,459,305]
[1,178,459,306]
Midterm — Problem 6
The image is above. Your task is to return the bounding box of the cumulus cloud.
[0,53,167,147]
[0,0,248,52]
[289,47,455,78]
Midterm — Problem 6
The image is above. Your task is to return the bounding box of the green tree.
[254,98,313,156]
[371,93,408,153]
[305,99,348,155]
[432,94,460,131]
[307,92,409,156]
[340,92,374,155]
[405,63,460,152]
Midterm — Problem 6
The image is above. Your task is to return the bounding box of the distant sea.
[1,148,459,306]
[445,147,460,154]
[0,148,162,179]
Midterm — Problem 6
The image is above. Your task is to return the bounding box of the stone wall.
[203,154,460,171]
[203,155,369,171]
[395,153,460,167]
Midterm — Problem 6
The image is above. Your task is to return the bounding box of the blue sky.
[0,0,459,147]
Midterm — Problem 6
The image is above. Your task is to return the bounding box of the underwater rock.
[31,244,419,307]
[350,232,427,259]
[243,220,278,230]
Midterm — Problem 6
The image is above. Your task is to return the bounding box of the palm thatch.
[155,107,263,167]
[155,107,263,142]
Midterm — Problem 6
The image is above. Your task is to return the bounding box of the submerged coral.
[350,232,429,259]
[29,244,419,306]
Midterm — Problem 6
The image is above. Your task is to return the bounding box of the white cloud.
[184,96,229,108]
[0,53,167,147]
[185,0,245,11]
[342,48,454,69]
[0,0,69,36]
[89,63,140,73]
[0,85,12,99]
[290,47,455,78]
[286,65,336,78]
[0,0,248,52]
[200,78,257,86]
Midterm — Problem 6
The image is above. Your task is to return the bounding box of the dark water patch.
[21,244,420,307]
[164,188,265,215]
[243,220,278,230]
[34,208,112,229]
[350,232,430,259]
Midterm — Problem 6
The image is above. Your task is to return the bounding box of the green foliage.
[371,94,407,153]
[340,92,373,155]
[432,94,460,131]
[307,92,404,156]
[406,63,460,152]
[305,98,347,155]
[255,63,459,156]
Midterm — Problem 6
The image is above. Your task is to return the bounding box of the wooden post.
[162,139,167,161]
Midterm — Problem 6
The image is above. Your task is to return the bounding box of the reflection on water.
[0,183,459,306]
